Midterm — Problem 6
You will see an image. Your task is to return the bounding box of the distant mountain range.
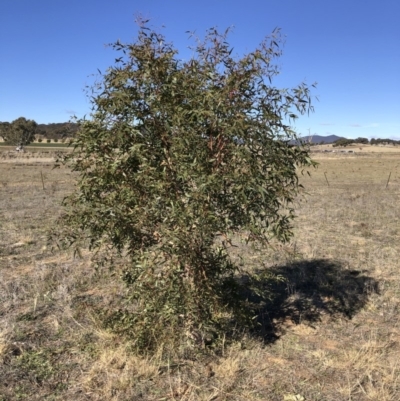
[290,134,345,145]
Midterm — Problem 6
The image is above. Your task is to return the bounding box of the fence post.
[386,172,392,189]
[40,170,45,190]
[324,172,330,186]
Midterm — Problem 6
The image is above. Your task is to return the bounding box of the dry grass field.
[311,143,400,154]
[1,150,400,400]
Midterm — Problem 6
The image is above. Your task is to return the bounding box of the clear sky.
[1,0,399,139]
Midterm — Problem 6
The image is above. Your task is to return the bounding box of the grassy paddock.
[0,150,69,166]
[0,142,69,148]
[1,152,400,400]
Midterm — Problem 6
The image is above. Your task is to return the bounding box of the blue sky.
[1,0,399,139]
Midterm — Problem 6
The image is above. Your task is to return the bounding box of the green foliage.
[355,137,369,145]
[333,138,354,147]
[333,137,371,147]
[0,117,37,147]
[14,350,54,385]
[371,137,400,145]
[38,138,43,143]
[54,23,316,352]
[47,139,51,143]
[0,121,10,141]
[35,122,79,140]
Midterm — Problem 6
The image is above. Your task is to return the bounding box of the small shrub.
[55,23,317,353]
[47,139,51,143]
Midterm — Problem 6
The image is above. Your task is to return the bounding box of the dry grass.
[1,151,400,400]
[311,143,400,154]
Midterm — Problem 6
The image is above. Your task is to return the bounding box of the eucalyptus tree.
[55,23,316,351]
[1,117,37,148]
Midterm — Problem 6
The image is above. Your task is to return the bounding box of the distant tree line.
[35,122,79,140]
[370,138,400,145]
[0,118,78,146]
[333,137,400,147]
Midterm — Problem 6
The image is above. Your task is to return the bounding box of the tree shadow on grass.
[230,258,380,343]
